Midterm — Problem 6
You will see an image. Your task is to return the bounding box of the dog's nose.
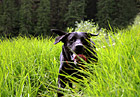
[76,45,83,51]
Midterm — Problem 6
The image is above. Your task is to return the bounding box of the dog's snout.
[76,44,83,50]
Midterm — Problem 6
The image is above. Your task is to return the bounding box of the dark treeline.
[0,0,139,37]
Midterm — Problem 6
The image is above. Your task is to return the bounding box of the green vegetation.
[0,37,61,96]
[0,0,139,37]
[0,20,140,96]
[0,0,139,96]
[97,0,138,29]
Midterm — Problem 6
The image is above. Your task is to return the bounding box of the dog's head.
[51,29,99,62]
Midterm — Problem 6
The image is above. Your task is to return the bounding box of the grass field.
[0,23,140,96]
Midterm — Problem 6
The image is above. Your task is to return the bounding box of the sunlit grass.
[85,24,140,97]
[0,37,61,96]
[0,24,140,97]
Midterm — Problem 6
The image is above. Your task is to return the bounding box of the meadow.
[0,22,140,96]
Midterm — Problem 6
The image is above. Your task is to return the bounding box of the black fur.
[51,29,98,97]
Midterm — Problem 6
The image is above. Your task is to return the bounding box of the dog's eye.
[70,38,76,43]
[82,39,87,44]
[82,38,88,44]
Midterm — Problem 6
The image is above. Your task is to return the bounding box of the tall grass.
[0,24,140,97]
[84,25,140,97]
[0,37,62,96]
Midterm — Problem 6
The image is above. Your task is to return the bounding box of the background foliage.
[0,0,139,37]
[0,18,140,97]
[97,0,138,30]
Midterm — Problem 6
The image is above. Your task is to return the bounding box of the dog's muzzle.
[72,54,87,64]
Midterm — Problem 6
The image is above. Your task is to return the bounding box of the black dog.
[51,29,98,97]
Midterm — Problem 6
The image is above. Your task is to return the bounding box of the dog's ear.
[87,32,99,37]
[51,29,69,44]
[54,35,65,44]
[51,29,67,36]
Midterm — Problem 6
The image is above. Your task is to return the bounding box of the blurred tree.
[0,0,138,37]
[35,0,50,36]
[85,0,98,21]
[50,0,87,30]
[57,0,70,30]
[0,0,18,37]
[96,0,138,30]
[50,0,60,29]
[0,0,3,35]
[19,0,33,36]
[64,0,86,27]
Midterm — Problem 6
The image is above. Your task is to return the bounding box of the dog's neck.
[62,45,72,61]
